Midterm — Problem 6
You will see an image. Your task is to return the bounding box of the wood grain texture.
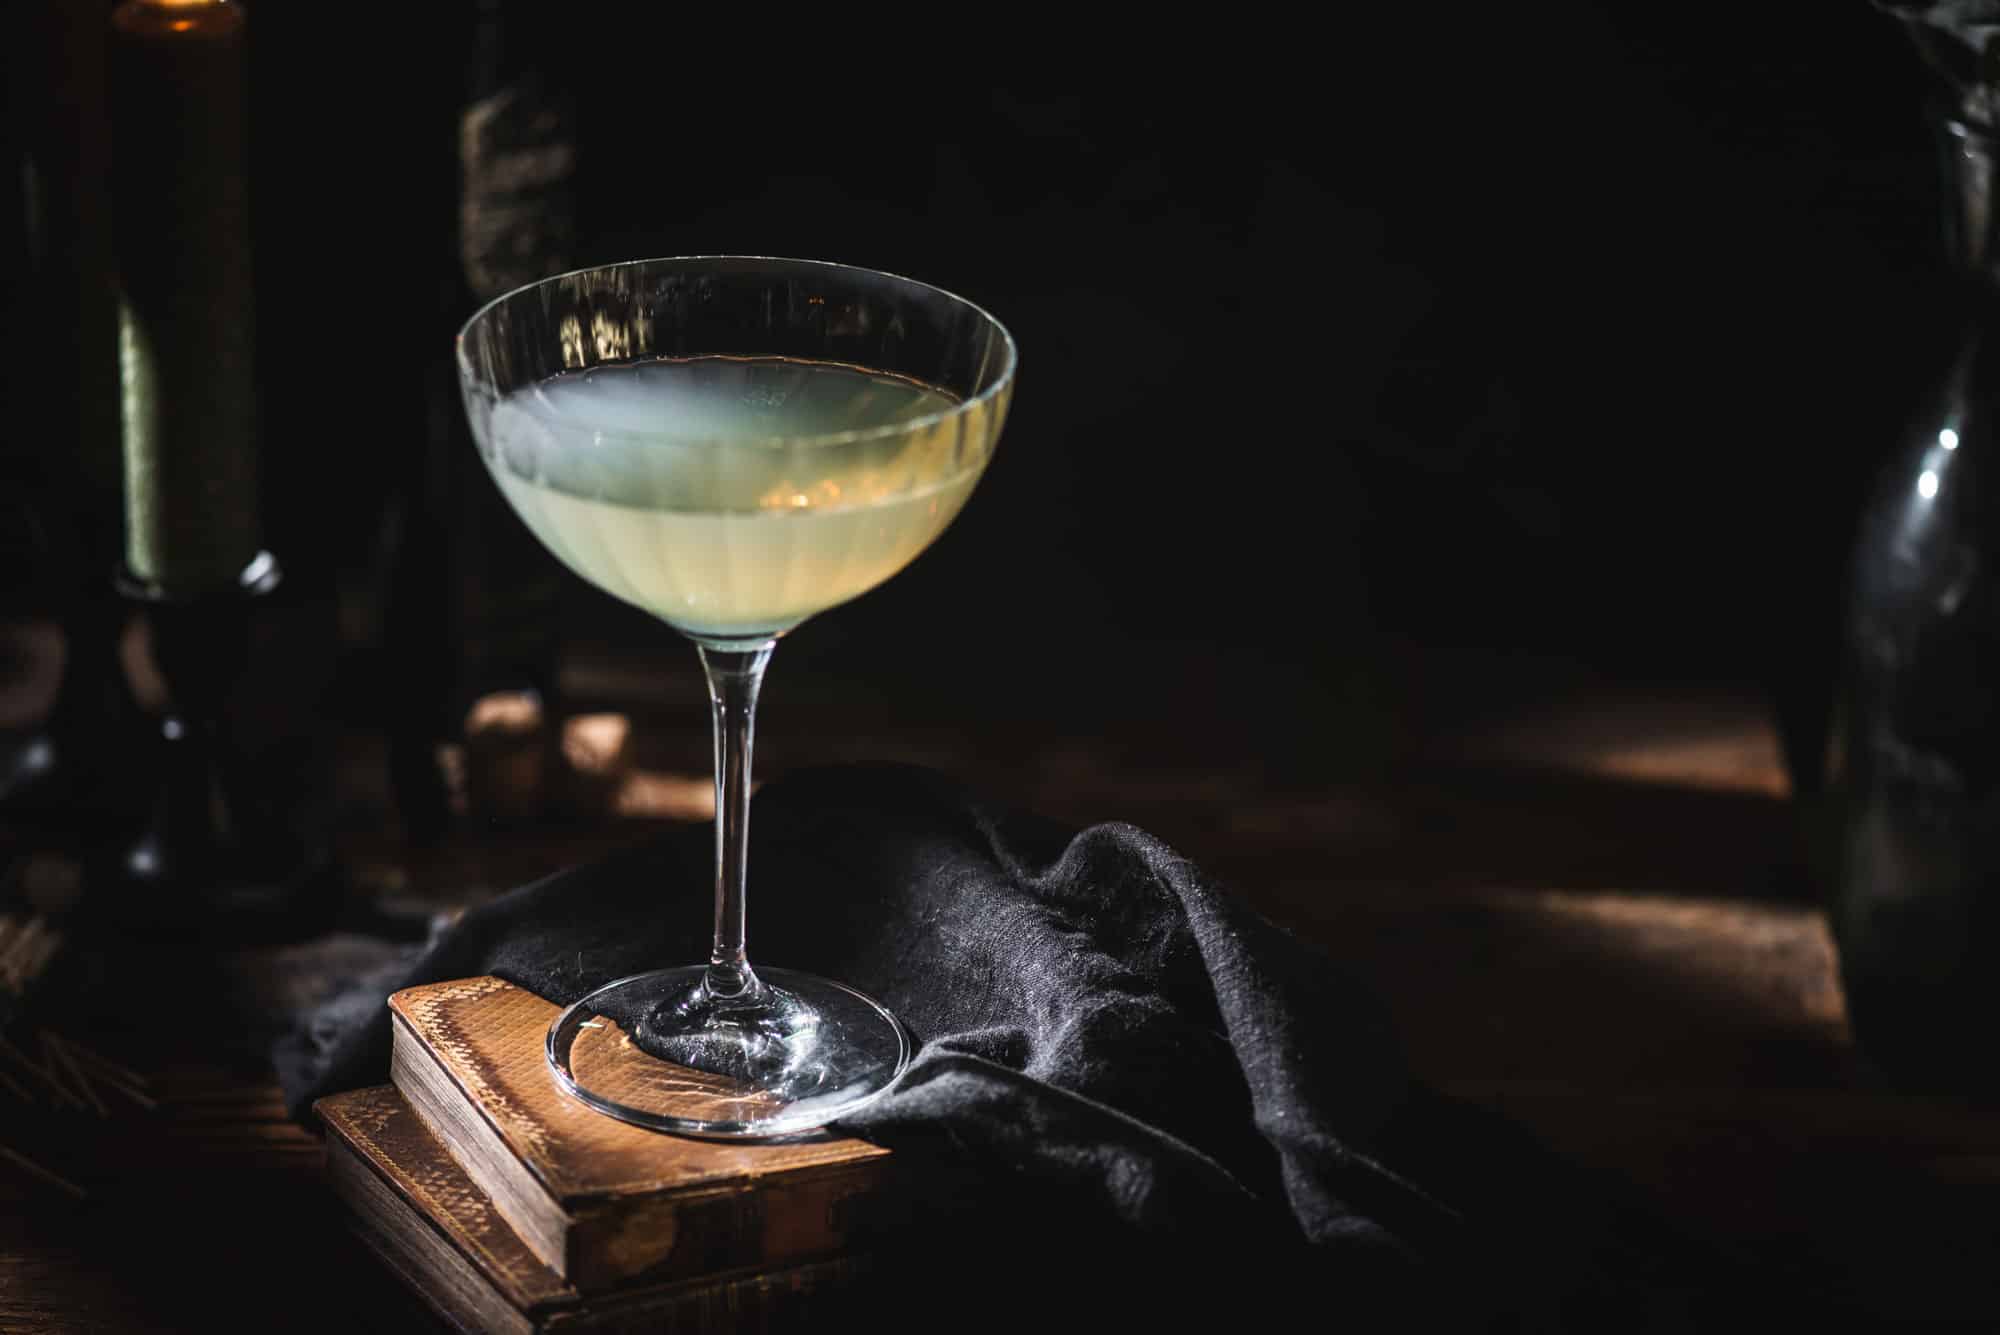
[389,977,890,1292]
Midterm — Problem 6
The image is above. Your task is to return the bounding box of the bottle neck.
[1940,116,2000,283]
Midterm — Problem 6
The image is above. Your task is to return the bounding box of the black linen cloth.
[280,765,1767,1327]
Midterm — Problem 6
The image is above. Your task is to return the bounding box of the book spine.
[328,1139,538,1335]
[391,1018,571,1276]
[544,1257,871,1335]
[568,1165,881,1294]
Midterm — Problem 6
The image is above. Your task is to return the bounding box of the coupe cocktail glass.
[456,257,1015,1137]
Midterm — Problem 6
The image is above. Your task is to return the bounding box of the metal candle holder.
[108,551,333,939]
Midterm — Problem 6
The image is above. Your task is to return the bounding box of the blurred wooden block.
[554,713,630,817]
[387,977,892,1294]
[458,699,642,822]
[462,691,546,824]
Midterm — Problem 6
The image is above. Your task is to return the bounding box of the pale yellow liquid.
[484,357,988,640]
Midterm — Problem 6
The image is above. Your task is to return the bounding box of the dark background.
[3,11,1994,1327]
[3,2,1952,787]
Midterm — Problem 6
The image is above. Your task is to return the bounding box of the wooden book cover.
[318,1085,867,1334]
[387,977,893,1293]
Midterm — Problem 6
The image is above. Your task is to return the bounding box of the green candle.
[109,0,258,593]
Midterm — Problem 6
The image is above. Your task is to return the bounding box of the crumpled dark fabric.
[279,764,1778,1328]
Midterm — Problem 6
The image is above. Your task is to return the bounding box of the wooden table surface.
[2,635,1996,1330]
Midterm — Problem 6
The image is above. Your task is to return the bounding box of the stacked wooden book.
[316,977,896,1333]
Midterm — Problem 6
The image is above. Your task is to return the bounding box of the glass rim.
[454,255,1018,450]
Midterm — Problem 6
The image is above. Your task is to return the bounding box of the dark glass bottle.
[381,0,574,841]
[1829,112,2000,1087]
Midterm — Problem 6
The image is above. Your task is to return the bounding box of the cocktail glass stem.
[698,642,774,1006]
